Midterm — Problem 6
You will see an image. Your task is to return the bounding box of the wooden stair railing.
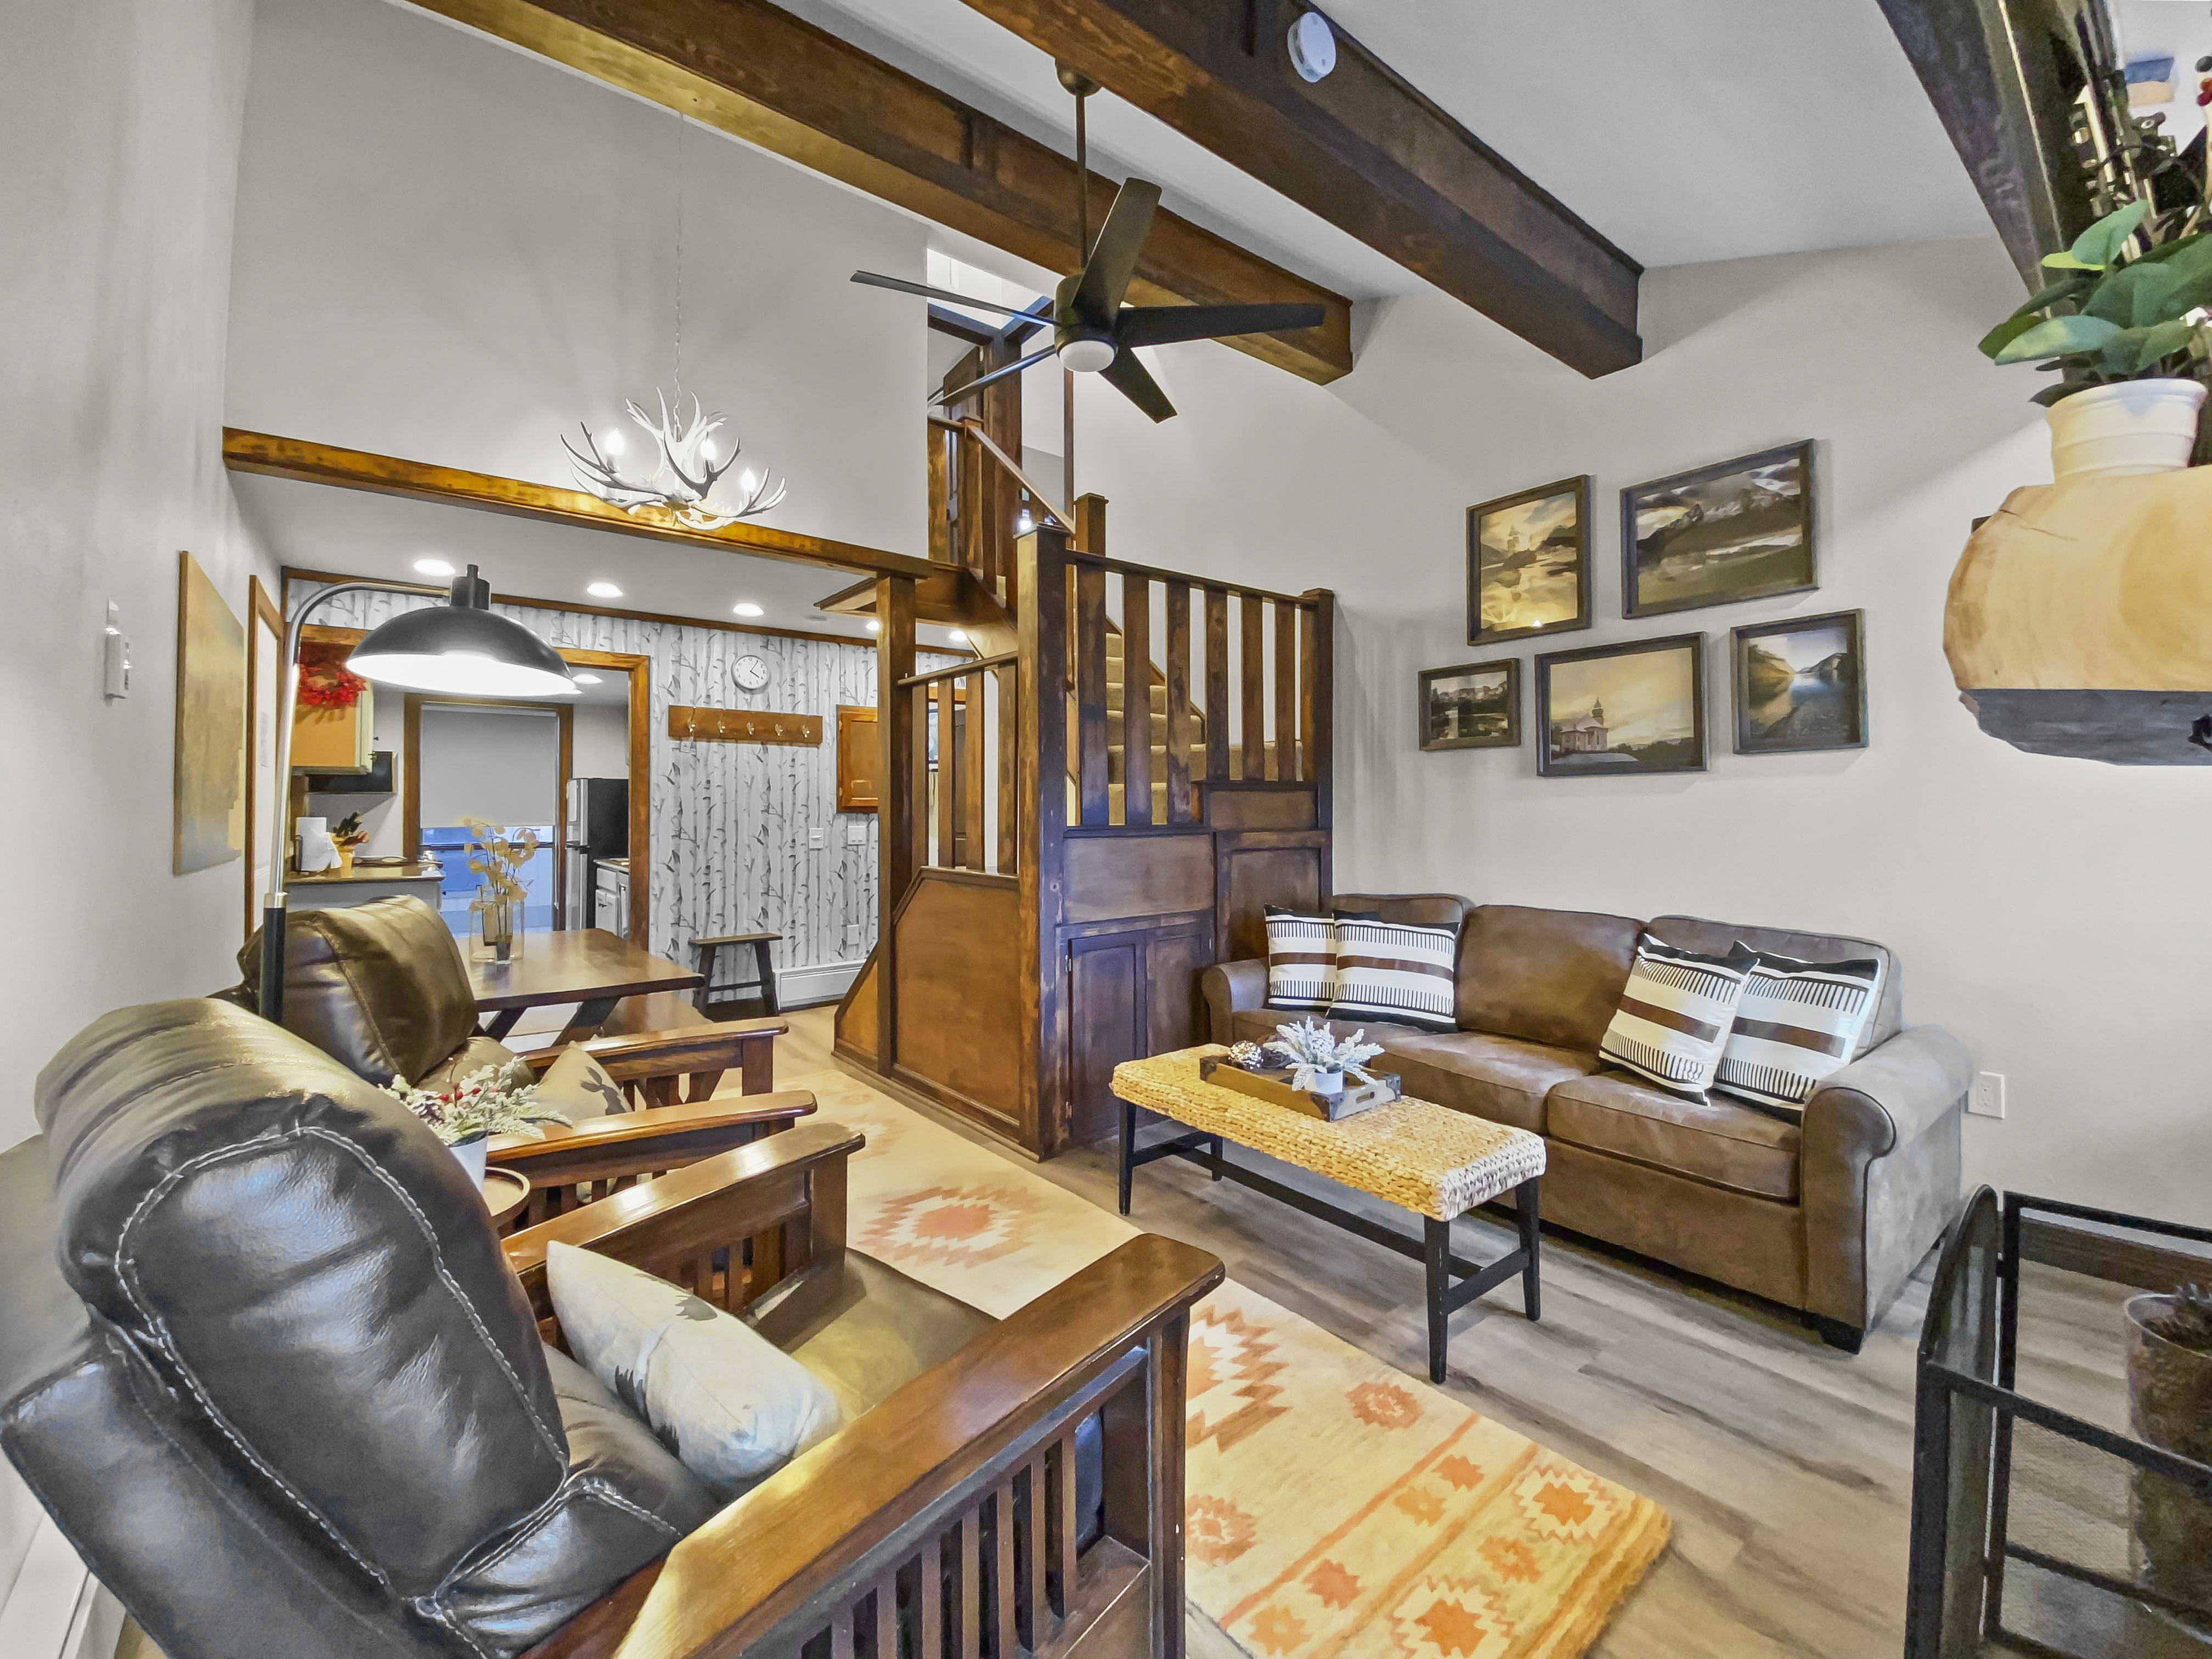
[898,652,1021,875]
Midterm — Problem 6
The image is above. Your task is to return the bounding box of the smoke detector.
[1288,12,1338,82]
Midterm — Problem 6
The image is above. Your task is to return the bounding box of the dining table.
[466,928,705,1043]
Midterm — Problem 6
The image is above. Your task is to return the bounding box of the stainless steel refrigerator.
[563,777,628,929]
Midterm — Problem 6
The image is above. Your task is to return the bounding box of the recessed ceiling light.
[414,557,456,577]
[866,620,882,634]
[585,581,623,599]
[947,628,967,642]
[572,672,603,685]
[732,601,765,618]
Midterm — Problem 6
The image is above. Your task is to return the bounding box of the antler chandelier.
[562,392,786,531]
[562,110,788,532]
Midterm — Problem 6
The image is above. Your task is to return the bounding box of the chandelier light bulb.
[560,387,788,531]
[601,429,625,456]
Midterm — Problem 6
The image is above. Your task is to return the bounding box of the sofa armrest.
[489,1092,817,1192]
[527,1017,788,1101]
[1201,959,1268,1042]
[1801,1025,1973,1336]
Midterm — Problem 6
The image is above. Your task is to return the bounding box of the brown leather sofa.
[1,998,1218,1659]
[1202,895,1972,1351]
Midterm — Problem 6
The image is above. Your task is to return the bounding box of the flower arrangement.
[461,817,538,908]
[383,1066,569,1148]
[1269,1017,1384,1094]
[295,641,369,709]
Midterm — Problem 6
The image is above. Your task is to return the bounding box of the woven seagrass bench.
[1110,1045,1548,1383]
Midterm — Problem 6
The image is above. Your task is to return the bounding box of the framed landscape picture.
[1418,658,1521,751]
[1468,476,1590,645]
[1732,609,1866,754]
[1622,441,1815,618]
[1536,633,1706,777]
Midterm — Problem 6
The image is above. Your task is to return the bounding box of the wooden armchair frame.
[522,1008,790,1108]
[504,1125,1222,1659]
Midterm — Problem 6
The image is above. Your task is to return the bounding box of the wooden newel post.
[1017,524,1071,1154]
[876,574,917,1075]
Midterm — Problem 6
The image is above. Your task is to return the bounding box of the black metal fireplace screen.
[1908,1188,2212,1658]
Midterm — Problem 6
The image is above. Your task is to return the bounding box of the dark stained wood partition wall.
[837,494,1333,1158]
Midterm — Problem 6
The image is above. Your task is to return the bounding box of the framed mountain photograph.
[1536,634,1706,777]
[1732,609,1866,754]
[1622,441,1815,618]
[1468,476,1591,644]
[1419,658,1521,751]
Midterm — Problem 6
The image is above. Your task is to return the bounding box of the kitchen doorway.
[404,698,570,939]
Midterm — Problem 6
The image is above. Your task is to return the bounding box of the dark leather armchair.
[234,898,811,1223]
[1,998,1221,1659]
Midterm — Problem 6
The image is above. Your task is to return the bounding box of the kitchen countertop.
[596,858,629,874]
[291,862,444,885]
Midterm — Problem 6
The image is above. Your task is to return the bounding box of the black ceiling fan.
[850,177,1323,422]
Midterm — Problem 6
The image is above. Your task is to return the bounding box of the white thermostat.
[732,653,770,693]
[1288,10,1337,82]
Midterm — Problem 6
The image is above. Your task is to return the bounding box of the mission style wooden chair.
[4,997,1222,1659]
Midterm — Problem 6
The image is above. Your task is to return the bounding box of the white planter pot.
[449,1138,488,1184]
[2047,378,2206,482]
[1308,1069,1345,1098]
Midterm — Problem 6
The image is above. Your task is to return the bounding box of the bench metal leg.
[1118,1098,1137,1216]
[1209,1135,1223,1180]
[1517,1177,1542,1322]
[1424,1217,1451,1384]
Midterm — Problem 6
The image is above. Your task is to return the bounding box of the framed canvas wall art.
[1468,476,1591,645]
[1622,441,1814,618]
[1418,658,1521,751]
[1536,633,1707,777]
[1732,609,1867,753]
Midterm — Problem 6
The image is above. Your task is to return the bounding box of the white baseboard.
[777,960,862,1008]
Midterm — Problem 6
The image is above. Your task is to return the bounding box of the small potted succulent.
[1980,198,2212,479]
[1269,1017,1384,1099]
[384,1065,569,1183]
[2127,1281,2212,1630]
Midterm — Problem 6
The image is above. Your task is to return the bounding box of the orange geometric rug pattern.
[788,1066,1670,1659]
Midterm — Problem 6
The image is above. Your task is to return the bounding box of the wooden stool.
[691,930,781,1018]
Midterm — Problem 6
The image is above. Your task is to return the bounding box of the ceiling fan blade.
[1114,302,1328,350]
[849,271,1041,318]
[1071,179,1162,323]
[930,342,1059,407]
[1099,349,1177,423]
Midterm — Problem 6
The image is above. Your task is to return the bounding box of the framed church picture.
[1731,610,1867,754]
[1536,634,1706,777]
[1418,658,1521,751]
[1468,476,1592,645]
[1622,441,1815,618]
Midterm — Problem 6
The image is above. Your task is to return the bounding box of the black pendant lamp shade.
[346,566,577,698]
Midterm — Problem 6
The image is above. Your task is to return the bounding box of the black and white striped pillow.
[1328,916,1460,1034]
[1714,949,1884,1115]
[1263,907,1338,1012]
[1599,937,1759,1097]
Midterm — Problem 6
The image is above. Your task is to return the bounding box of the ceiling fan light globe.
[1059,337,1116,374]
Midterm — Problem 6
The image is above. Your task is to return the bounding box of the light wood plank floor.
[780,1009,2135,1659]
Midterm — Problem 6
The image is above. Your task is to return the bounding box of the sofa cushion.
[1646,915,1900,1057]
[1328,893,1472,928]
[745,1250,999,1426]
[1455,905,1645,1052]
[417,1033,533,1094]
[1547,1071,1802,1201]
[1227,1009,1597,1134]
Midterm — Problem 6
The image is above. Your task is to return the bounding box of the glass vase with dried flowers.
[461,817,538,964]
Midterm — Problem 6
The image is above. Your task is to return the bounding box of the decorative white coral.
[1271,1018,1384,1093]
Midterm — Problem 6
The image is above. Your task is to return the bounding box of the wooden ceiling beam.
[407,0,1353,385]
[224,428,938,579]
[947,0,1643,377]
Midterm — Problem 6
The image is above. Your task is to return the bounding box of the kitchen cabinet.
[292,688,375,774]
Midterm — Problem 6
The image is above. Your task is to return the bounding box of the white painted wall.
[228,0,929,560]
[1061,232,2212,1227]
[573,702,630,779]
[0,0,264,1635]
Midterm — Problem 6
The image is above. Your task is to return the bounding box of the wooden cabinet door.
[836,704,878,812]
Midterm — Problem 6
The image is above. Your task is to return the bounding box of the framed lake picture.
[1418,658,1521,751]
[1468,476,1590,644]
[1536,633,1706,777]
[1622,441,1815,618]
[1732,609,1866,754]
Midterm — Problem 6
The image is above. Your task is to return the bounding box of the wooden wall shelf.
[668,707,823,746]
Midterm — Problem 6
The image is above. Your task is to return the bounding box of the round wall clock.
[732,653,771,693]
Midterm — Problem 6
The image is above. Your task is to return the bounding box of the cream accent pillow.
[1598,936,1758,1098]
[534,1045,630,1119]
[548,1243,842,1498]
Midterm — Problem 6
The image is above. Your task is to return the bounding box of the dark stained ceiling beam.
[407,0,1353,384]
[946,0,1642,377]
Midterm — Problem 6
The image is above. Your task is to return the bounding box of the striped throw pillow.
[1328,917,1460,1034]
[1714,949,1884,1115]
[1264,907,1338,1012]
[1599,937,1758,1098]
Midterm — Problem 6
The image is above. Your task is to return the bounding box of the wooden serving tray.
[1199,1057,1402,1121]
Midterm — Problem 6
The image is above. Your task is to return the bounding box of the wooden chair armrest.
[599,1234,1224,1659]
[524,1018,788,1080]
[490,1092,815,1163]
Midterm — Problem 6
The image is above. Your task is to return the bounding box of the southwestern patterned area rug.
[788,1063,1672,1659]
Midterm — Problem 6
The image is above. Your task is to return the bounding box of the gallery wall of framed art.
[1422,439,1864,773]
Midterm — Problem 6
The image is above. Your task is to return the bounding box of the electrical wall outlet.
[808,826,825,850]
[845,820,868,845]
[843,926,862,953]
[1970,1071,2007,1120]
